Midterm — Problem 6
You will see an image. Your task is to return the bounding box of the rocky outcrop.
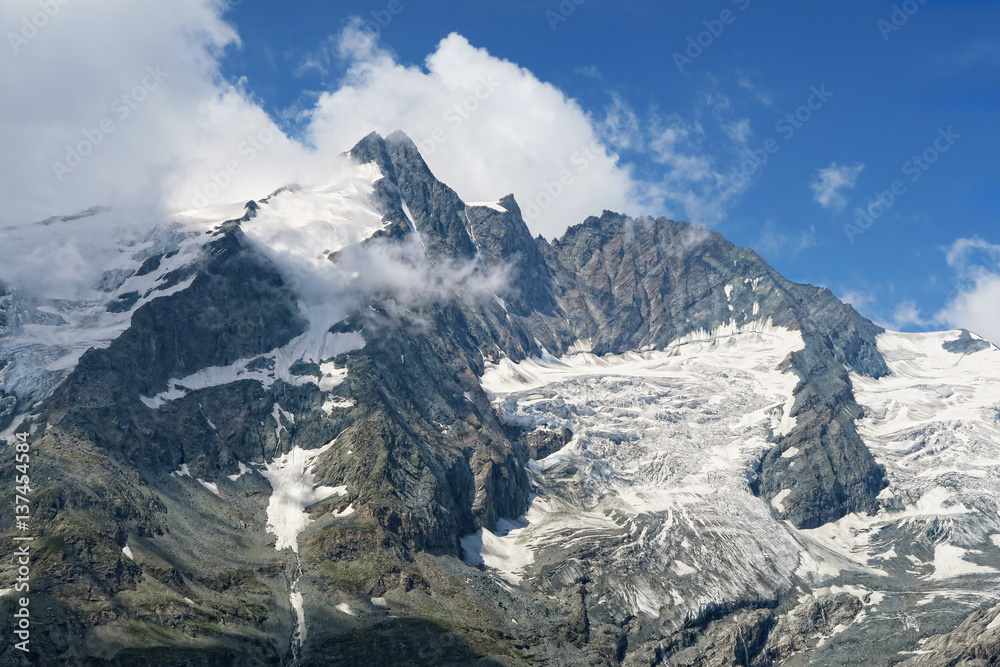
[537,211,887,528]
[943,329,993,355]
[898,603,1000,666]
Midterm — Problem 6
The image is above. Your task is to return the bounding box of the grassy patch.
[316,557,386,591]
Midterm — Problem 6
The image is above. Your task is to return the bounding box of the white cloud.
[598,93,644,152]
[936,237,1000,344]
[0,6,640,297]
[305,24,639,238]
[0,0,339,297]
[723,119,752,145]
[737,75,774,106]
[0,4,749,300]
[643,113,751,225]
[810,163,864,209]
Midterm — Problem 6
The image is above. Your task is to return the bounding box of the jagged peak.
[385,129,417,147]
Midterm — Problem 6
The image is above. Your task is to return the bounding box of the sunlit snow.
[259,441,344,553]
[475,319,807,618]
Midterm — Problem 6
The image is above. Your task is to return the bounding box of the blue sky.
[1,0,997,340]
[215,0,999,337]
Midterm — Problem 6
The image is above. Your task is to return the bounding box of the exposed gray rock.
[943,329,993,355]
[898,603,1000,667]
[537,211,887,529]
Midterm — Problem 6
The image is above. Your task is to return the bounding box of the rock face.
[898,603,1000,666]
[538,211,888,529]
[0,132,996,666]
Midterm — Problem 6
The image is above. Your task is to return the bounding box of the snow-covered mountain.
[0,131,997,666]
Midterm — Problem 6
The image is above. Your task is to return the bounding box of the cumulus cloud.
[0,0,332,224]
[0,3,732,300]
[810,163,864,209]
[303,23,639,238]
[936,237,1000,344]
[0,0,339,297]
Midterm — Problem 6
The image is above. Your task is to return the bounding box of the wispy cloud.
[593,87,755,226]
[574,65,602,79]
[598,93,644,152]
[890,300,934,330]
[936,237,1000,344]
[837,289,877,313]
[737,74,774,106]
[810,162,864,209]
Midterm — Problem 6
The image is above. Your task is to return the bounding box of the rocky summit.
[1,132,999,666]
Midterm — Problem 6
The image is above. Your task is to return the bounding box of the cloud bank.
[0,3,649,299]
[303,23,639,238]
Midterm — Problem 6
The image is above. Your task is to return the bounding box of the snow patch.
[467,201,508,213]
[198,480,221,497]
[672,560,697,576]
[775,394,798,436]
[771,489,791,513]
[290,589,307,645]
[335,603,355,616]
[461,496,548,584]
[321,396,355,415]
[140,331,365,407]
[122,545,133,560]
[241,165,387,263]
[227,461,253,482]
[927,544,998,580]
[259,442,344,553]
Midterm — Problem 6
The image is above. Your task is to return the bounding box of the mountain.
[1,131,998,666]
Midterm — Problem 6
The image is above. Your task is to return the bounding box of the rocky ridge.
[0,132,996,666]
